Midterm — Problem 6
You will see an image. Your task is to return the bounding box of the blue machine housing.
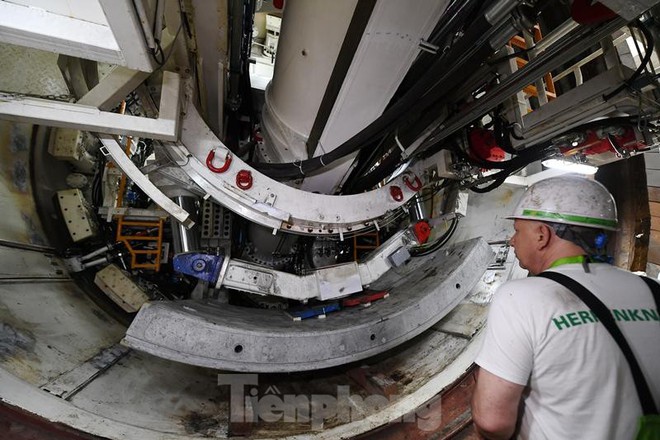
[173,252,224,284]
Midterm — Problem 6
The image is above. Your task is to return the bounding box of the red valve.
[390,186,403,202]
[403,173,422,192]
[414,220,432,244]
[236,170,253,190]
[206,149,232,173]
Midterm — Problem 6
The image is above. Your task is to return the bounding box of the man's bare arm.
[471,367,525,439]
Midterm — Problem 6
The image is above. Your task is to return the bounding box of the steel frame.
[171,103,423,236]
[0,0,154,72]
[0,71,181,141]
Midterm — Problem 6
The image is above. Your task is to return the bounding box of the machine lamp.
[541,158,598,175]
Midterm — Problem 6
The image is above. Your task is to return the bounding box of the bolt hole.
[301,49,307,56]
[455,283,461,289]
[234,345,243,353]
[370,334,376,341]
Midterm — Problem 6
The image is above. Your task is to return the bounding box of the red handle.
[206,150,232,173]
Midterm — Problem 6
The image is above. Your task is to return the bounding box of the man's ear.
[536,223,553,250]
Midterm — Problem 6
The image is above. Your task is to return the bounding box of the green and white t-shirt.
[475,262,659,440]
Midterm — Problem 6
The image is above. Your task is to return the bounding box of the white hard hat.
[507,175,618,230]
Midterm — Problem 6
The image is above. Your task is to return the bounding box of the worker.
[471,175,659,439]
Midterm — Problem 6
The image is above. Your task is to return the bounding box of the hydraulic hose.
[410,216,459,256]
[395,0,486,100]
[603,20,654,101]
[418,15,627,155]
[253,0,522,180]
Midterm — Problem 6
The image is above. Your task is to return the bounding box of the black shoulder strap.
[639,276,660,311]
[537,271,658,415]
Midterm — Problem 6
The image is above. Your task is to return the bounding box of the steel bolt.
[192,259,206,271]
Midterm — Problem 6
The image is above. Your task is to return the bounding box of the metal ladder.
[353,231,381,262]
[510,25,557,104]
[113,133,164,272]
[116,217,164,271]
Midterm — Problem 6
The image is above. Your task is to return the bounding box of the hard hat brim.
[505,211,618,231]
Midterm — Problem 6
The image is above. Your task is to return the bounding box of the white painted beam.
[0,71,181,141]
[99,0,155,72]
[158,71,181,128]
[77,66,150,111]
[78,39,176,110]
[0,1,122,65]
[0,97,177,141]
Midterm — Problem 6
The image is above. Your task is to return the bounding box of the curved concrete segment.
[123,237,492,372]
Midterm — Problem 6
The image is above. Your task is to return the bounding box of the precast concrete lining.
[123,237,492,372]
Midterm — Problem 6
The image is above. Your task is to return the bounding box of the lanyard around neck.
[548,255,589,270]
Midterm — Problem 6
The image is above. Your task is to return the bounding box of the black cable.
[415,16,627,157]
[487,46,535,65]
[344,146,402,194]
[336,134,388,193]
[413,179,453,206]
[92,153,106,208]
[328,48,500,190]
[469,167,521,193]
[603,20,654,101]
[253,6,515,180]
[492,108,519,155]
[410,216,459,256]
[150,42,165,66]
[393,0,485,102]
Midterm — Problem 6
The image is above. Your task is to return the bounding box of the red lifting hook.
[403,173,422,192]
[206,149,232,173]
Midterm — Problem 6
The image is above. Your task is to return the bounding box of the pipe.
[80,244,114,262]
[153,0,166,44]
[484,0,520,25]
[132,0,158,50]
[81,256,111,269]
[529,19,580,57]
[171,196,200,254]
[410,193,427,222]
